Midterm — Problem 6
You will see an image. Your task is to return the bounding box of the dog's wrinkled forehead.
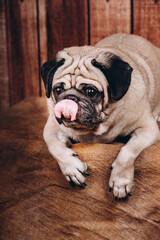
[41,46,133,103]
[53,47,108,92]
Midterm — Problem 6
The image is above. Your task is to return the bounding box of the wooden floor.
[0,97,160,240]
[1,0,160,111]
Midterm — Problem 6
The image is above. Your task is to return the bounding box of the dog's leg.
[109,117,160,199]
[43,116,88,186]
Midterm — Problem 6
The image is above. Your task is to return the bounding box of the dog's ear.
[91,53,133,101]
[41,57,65,98]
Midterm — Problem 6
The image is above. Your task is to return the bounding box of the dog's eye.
[85,87,98,98]
[54,86,63,96]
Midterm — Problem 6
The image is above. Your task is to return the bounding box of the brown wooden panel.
[47,0,88,58]
[134,0,160,47]
[90,0,131,45]
[6,0,40,106]
[0,0,9,111]
[39,0,48,97]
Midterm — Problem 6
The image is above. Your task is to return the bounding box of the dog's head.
[41,46,133,131]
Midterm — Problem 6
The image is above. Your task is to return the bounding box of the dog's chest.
[73,126,124,144]
[73,116,135,144]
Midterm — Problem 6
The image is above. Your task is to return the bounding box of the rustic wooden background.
[0,0,160,112]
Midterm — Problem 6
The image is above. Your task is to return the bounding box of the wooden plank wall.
[90,0,131,45]
[0,0,160,111]
[0,0,9,111]
[6,0,40,106]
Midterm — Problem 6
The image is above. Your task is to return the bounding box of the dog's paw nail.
[72,153,78,157]
[128,192,132,197]
[109,166,113,170]
[115,197,118,201]
[78,170,90,176]
[78,182,87,189]
[83,172,90,176]
[78,184,85,189]
[109,187,112,192]
[119,198,122,202]
[56,117,63,124]
[69,179,75,187]
[66,142,72,148]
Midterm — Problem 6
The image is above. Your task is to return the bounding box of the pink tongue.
[54,99,78,121]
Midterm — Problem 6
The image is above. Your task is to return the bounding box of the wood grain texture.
[0,0,9,111]
[39,0,48,97]
[6,0,39,106]
[90,0,131,45]
[134,0,160,47]
[0,97,160,239]
[1,0,160,109]
[47,0,88,58]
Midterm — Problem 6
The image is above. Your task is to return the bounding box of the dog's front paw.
[109,163,134,199]
[58,149,88,187]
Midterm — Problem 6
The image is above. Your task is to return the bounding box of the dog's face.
[41,46,133,132]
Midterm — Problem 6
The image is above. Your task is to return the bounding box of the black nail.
[83,182,87,186]
[69,178,75,187]
[115,197,118,201]
[109,166,113,170]
[78,170,90,176]
[109,187,112,192]
[78,184,85,189]
[128,192,132,197]
[56,117,63,124]
[83,172,90,176]
[72,153,78,157]
[69,181,75,187]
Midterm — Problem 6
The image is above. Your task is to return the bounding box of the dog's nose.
[65,95,79,103]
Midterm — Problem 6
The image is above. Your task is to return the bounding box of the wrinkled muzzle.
[54,89,103,130]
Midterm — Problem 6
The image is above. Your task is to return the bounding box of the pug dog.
[41,33,160,199]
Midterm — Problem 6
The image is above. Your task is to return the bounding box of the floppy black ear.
[41,57,65,98]
[91,55,133,101]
